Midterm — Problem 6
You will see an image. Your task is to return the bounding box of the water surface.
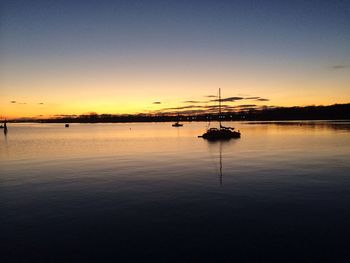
[1,121,350,262]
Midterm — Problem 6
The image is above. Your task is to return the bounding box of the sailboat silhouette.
[172,110,183,127]
[199,88,240,140]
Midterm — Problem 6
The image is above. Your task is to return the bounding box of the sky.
[1,0,349,118]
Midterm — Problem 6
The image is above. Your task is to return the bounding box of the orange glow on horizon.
[1,60,349,119]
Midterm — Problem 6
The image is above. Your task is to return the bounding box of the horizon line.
[5,102,350,121]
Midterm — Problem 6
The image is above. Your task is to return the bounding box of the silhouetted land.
[10,103,350,123]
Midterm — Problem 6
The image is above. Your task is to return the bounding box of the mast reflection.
[207,140,232,185]
[219,141,223,185]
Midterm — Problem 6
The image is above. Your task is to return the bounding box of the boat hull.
[200,129,240,140]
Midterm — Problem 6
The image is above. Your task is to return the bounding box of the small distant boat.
[199,88,240,140]
[172,111,183,127]
[172,122,183,127]
[1,120,7,129]
[65,124,70,128]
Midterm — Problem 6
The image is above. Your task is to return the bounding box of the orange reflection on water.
[1,121,350,163]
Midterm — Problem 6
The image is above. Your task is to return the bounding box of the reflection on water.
[219,142,223,185]
[248,120,350,131]
[1,121,350,262]
[206,140,228,185]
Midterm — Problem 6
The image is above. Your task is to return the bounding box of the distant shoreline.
[6,103,350,123]
[7,119,350,124]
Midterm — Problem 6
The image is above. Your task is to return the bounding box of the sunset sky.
[1,0,349,118]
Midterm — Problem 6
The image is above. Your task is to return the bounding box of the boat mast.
[219,88,222,128]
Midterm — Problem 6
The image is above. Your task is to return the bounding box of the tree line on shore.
[10,103,350,123]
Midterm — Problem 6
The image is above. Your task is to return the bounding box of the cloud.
[218,104,257,111]
[205,95,270,103]
[245,96,269,102]
[331,64,350,70]
[162,109,206,115]
[53,114,77,117]
[206,104,229,109]
[211,96,244,102]
[234,104,257,108]
[10,100,27,104]
[152,94,270,114]
[212,96,269,102]
[154,103,260,114]
[160,105,200,111]
[153,101,161,104]
[182,100,207,104]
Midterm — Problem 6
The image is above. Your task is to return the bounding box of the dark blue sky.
[2,0,349,58]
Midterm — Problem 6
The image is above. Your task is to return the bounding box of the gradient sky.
[1,0,349,118]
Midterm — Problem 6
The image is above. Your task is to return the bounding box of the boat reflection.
[207,139,237,185]
[219,141,223,185]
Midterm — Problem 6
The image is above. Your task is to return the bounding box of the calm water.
[1,121,350,262]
